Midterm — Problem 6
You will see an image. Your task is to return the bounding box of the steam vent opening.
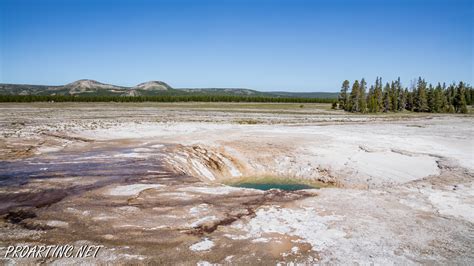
[227,177,325,191]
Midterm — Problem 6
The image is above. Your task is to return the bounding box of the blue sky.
[0,0,472,91]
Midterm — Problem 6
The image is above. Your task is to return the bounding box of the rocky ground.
[0,102,473,264]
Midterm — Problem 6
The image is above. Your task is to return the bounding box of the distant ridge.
[0,80,338,98]
[267,91,339,99]
[179,88,266,96]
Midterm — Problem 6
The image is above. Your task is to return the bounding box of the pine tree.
[460,98,468,113]
[383,83,391,112]
[338,80,350,110]
[466,86,473,105]
[447,104,455,113]
[374,77,383,112]
[415,77,428,112]
[440,83,448,112]
[367,85,376,112]
[350,80,360,112]
[397,77,406,111]
[390,81,398,112]
[433,83,443,113]
[405,88,413,111]
[446,83,456,108]
[359,78,367,113]
[454,82,468,113]
[427,84,435,112]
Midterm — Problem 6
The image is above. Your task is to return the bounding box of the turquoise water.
[232,182,317,191]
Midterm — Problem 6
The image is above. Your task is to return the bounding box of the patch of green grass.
[16,102,335,114]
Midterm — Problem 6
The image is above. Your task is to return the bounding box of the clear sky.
[0,0,472,91]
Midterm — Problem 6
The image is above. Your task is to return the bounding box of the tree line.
[0,94,335,103]
[336,77,472,113]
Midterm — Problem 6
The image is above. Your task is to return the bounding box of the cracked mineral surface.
[0,102,473,264]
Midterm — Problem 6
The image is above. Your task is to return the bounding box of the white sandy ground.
[107,184,165,196]
[71,116,473,263]
[77,117,473,188]
[404,183,474,222]
[189,238,215,252]
[1,105,473,264]
[221,186,474,264]
[231,206,346,252]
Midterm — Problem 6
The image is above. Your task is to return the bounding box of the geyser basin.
[228,176,326,191]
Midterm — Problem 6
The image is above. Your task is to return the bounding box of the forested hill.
[0,80,338,99]
[0,80,174,97]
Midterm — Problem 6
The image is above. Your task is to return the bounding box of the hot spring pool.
[228,177,323,191]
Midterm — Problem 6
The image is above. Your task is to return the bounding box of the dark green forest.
[0,94,335,103]
[336,77,473,113]
[1,77,472,111]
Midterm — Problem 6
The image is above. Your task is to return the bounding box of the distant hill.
[178,88,338,98]
[267,91,339,99]
[0,80,174,97]
[179,88,268,96]
[62,79,130,96]
[0,80,337,99]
